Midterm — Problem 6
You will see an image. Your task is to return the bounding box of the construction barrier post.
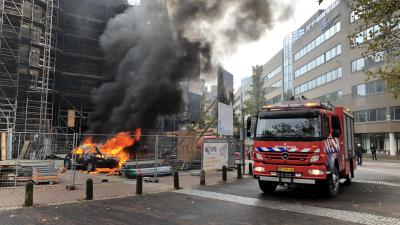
[222,165,227,182]
[24,181,34,207]
[200,170,206,186]
[174,171,180,190]
[86,179,93,200]
[237,164,242,179]
[136,175,143,195]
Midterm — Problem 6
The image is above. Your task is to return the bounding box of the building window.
[294,67,342,95]
[263,66,282,81]
[351,52,384,72]
[266,95,282,105]
[267,80,282,93]
[350,10,360,23]
[390,106,400,121]
[294,21,341,61]
[316,90,343,103]
[295,44,341,79]
[352,80,385,97]
[354,108,387,123]
[351,58,365,72]
[351,25,380,46]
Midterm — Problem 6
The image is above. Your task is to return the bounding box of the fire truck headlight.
[255,153,264,161]
[254,167,265,172]
[309,155,320,163]
[308,169,324,175]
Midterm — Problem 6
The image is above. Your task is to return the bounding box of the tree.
[350,0,400,97]
[198,94,215,129]
[244,65,266,116]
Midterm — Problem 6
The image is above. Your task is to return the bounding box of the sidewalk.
[0,169,243,210]
[363,156,400,163]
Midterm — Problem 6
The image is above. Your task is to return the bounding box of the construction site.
[0,0,220,189]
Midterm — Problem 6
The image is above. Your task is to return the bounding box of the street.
[0,161,399,225]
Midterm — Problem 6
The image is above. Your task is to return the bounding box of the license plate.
[277,167,294,172]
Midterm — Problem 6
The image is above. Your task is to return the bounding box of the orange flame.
[72,129,141,170]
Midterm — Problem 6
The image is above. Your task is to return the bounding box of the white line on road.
[358,168,400,176]
[353,180,400,187]
[176,189,400,225]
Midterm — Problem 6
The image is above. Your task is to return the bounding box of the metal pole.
[237,164,242,179]
[240,93,246,174]
[71,133,77,188]
[173,171,180,190]
[24,181,34,207]
[136,175,143,195]
[86,178,93,200]
[154,135,159,181]
[222,165,227,182]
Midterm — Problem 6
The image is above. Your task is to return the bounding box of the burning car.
[64,130,141,172]
[64,145,119,171]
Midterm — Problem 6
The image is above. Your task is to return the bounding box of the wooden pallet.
[32,166,58,185]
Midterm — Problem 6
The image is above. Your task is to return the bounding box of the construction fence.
[0,131,244,189]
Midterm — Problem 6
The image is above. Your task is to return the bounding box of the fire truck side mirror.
[332,129,340,138]
[246,117,252,138]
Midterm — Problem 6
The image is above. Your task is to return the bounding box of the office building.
[237,0,400,156]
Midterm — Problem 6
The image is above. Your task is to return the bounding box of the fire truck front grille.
[262,152,312,163]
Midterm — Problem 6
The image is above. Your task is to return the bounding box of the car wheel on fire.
[86,162,96,172]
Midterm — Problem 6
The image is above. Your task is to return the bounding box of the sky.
[219,0,336,89]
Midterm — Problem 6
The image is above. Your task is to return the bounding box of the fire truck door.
[343,113,355,159]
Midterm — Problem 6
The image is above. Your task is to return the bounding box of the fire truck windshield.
[256,117,322,140]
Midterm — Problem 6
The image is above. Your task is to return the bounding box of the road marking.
[358,168,400,176]
[353,180,400,187]
[176,189,400,225]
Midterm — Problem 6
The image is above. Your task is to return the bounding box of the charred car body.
[64,145,119,171]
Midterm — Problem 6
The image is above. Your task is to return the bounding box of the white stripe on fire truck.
[257,147,268,152]
[301,148,311,152]
[324,140,329,153]
[289,148,297,152]
[315,148,320,153]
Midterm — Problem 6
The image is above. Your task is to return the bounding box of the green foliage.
[351,0,400,97]
[198,95,214,129]
[232,93,242,133]
[244,65,266,116]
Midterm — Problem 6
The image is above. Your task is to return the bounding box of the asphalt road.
[1,161,399,225]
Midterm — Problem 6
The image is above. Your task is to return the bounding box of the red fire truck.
[248,100,356,197]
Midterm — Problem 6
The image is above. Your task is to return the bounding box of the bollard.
[200,170,206,186]
[248,162,253,175]
[24,181,34,207]
[222,165,227,182]
[86,179,93,200]
[173,171,180,190]
[237,164,242,179]
[136,175,143,195]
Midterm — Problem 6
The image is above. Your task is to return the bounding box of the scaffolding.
[0,0,127,134]
[0,0,57,134]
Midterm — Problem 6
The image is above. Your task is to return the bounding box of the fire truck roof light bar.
[262,99,335,111]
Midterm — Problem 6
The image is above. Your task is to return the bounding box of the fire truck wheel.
[258,180,277,194]
[323,167,340,197]
[86,162,96,172]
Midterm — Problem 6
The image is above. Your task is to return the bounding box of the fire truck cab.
[248,99,356,197]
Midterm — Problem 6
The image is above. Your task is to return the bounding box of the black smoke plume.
[88,0,292,134]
